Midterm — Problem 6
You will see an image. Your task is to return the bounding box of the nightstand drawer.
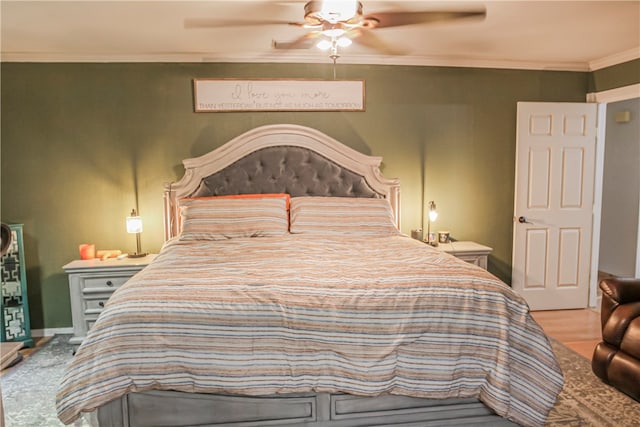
[82,275,129,290]
[84,295,111,314]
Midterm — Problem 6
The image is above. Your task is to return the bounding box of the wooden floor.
[0,342,24,370]
[531,308,601,360]
[0,336,51,376]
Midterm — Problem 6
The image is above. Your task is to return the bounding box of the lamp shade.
[336,37,352,47]
[317,39,332,50]
[126,209,143,234]
[428,201,438,222]
[426,200,438,246]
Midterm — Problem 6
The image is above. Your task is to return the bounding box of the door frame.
[587,83,640,307]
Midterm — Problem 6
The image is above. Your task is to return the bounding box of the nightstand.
[63,254,156,346]
[434,241,493,270]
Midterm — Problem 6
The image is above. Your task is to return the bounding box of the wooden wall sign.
[194,79,365,112]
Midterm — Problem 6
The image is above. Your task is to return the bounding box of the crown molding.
[0,51,592,72]
[586,83,640,103]
[589,47,640,71]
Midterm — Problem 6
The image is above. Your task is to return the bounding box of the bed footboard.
[97,391,517,427]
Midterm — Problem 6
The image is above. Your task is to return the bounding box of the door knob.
[518,216,533,224]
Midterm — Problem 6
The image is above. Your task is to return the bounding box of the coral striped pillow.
[289,197,399,236]
[179,195,289,241]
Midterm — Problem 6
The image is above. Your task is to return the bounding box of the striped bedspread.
[56,234,563,426]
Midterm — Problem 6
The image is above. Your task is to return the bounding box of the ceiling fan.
[279,1,486,61]
[186,1,486,63]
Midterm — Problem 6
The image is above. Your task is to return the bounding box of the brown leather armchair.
[592,277,640,401]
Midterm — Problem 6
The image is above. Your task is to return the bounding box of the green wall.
[589,58,640,92]
[0,61,610,330]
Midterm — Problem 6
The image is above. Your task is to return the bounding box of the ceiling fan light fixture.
[304,1,362,25]
[336,36,352,47]
[322,27,346,38]
[319,0,359,23]
[316,39,333,50]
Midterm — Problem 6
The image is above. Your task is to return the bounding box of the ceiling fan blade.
[272,33,318,50]
[364,9,486,29]
[352,30,407,56]
[185,18,304,29]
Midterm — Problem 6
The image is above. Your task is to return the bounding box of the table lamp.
[126,209,147,258]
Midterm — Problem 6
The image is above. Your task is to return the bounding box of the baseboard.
[593,296,602,312]
[31,327,73,337]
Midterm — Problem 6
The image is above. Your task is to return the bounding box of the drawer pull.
[98,302,105,307]
[106,280,114,287]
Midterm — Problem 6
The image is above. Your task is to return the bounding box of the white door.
[512,102,598,310]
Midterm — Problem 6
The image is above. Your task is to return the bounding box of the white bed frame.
[97,124,517,427]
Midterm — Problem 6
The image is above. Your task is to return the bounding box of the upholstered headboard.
[163,124,400,240]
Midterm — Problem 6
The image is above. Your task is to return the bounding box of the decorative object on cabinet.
[126,209,148,258]
[438,230,450,244]
[63,254,156,346]
[1,224,34,347]
[435,241,493,270]
[78,243,96,260]
[96,249,122,260]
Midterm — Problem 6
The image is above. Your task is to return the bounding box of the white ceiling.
[1,1,639,71]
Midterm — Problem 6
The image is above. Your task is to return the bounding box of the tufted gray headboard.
[163,124,400,240]
[192,146,382,199]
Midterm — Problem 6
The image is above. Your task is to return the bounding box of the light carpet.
[545,338,640,426]
[1,335,638,426]
[1,335,96,427]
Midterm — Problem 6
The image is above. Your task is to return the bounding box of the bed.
[56,124,563,427]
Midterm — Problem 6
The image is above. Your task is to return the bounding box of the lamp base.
[128,252,148,258]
